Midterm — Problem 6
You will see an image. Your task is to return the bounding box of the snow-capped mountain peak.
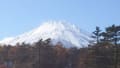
[0,21,92,48]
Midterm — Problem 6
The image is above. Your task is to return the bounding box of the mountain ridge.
[0,21,92,48]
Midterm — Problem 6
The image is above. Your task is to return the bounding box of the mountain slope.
[0,21,92,48]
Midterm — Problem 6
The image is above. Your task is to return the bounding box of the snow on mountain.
[0,21,92,48]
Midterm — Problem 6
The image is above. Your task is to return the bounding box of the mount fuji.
[0,21,92,48]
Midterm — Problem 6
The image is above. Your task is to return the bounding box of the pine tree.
[106,24,120,45]
[92,26,101,44]
[106,24,120,68]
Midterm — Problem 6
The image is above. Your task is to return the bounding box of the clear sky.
[0,0,120,39]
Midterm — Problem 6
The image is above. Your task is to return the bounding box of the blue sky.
[0,0,120,39]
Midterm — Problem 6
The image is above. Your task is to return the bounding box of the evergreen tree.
[92,26,101,44]
[106,24,120,45]
[105,24,120,68]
